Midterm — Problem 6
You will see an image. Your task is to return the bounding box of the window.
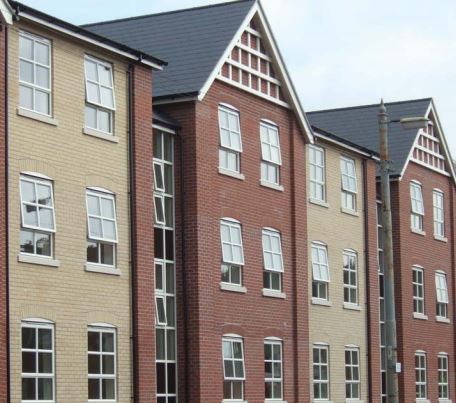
[88,327,116,401]
[438,354,449,399]
[220,219,244,286]
[412,267,425,315]
[433,190,445,238]
[222,337,245,401]
[313,345,329,400]
[340,157,357,211]
[20,176,55,258]
[260,122,281,185]
[345,347,360,399]
[218,106,242,173]
[19,32,51,116]
[262,229,284,292]
[84,56,116,134]
[343,250,358,305]
[309,145,325,201]
[86,190,118,267]
[415,352,427,399]
[435,272,449,319]
[311,243,330,300]
[410,181,424,232]
[264,340,283,400]
[21,321,54,402]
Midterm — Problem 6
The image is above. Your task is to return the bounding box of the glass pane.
[23,204,38,226]
[35,90,50,115]
[87,82,100,104]
[154,163,164,190]
[101,198,115,219]
[164,133,173,162]
[167,329,176,360]
[100,243,114,266]
[88,354,100,374]
[155,196,164,223]
[165,197,173,227]
[100,87,114,109]
[22,327,36,349]
[36,232,51,256]
[85,105,97,129]
[164,164,173,193]
[85,60,98,82]
[102,379,115,399]
[154,228,164,259]
[19,60,33,83]
[102,332,114,352]
[20,230,34,254]
[166,297,175,326]
[102,355,115,375]
[232,381,243,399]
[167,363,176,393]
[155,263,163,290]
[88,378,100,399]
[22,352,36,373]
[89,217,102,238]
[22,378,36,400]
[165,230,174,261]
[154,131,162,159]
[38,328,52,350]
[20,36,33,59]
[166,264,175,293]
[98,65,112,87]
[36,65,49,88]
[87,195,100,215]
[37,378,53,400]
[224,361,234,378]
[35,42,50,66]
[98,108,111,133]
[21,180,36,203]
[233,342,243,359]
[19,85,33,110]
[36,184,52,206]
[156,362,166,394]
[39,207,54,230]
[87,242,99,263]
[88,331,100,352]
[103,220,116,241]
[231,266,241,285]
[38,352,52,373]
[156,328,165,360]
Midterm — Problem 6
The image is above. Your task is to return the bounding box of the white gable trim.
[197,0,314,144]
[0,0,13,25]
[399,100,456,183]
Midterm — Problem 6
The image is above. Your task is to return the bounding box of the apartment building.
[306,129,379,403]
[309,98,456,403]
[86,1,317,401]
[0,1,164,401]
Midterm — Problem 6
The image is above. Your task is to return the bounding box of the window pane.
[22,352,36,373]
[35,90,50,115]
[88,331,100,352]
[36,65,49,88]
[102,333,114,352]
[100,87,114,109]
[87,241,99,263]
[100,243,114,266]
[88,378,100,399]
[39,207,54,229]
[102,355,115,375]
[38,352,52,373]
[36,233,51,256]
[21,180,36,203]
[38,328,52,350]
[103,220,116,241]
[19,60,33,83]
[35,42,50,66]
[156,328,165,360]
[88,354,100,374]
[87,82,100,104]
[85,105,97,129]
[22,378,36,400]
[19,85,33,110]
[20,230,34,254]
[101,198,115,219]
[85,60,98,81]
[22,327,36,349]
[102,379,115,400]
[89,217,103,238]
[20,36,33,59]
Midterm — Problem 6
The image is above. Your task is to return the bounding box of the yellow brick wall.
[307,141,369,403]
[8,21,132,402]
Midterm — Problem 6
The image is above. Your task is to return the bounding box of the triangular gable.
[1,0,13,25]
[401,99,456,183]
[198,0,313,143]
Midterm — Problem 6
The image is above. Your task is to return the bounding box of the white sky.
[20,0,456,154]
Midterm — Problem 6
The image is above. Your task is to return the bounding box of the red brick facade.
[130,64,156,403]
[0,24,8,403]
[392,161,455,402]
[160,80,311,402]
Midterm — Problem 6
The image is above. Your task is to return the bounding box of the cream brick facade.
[8,21,132,402]
[307,140,369,403]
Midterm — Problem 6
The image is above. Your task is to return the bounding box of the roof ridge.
[82,0,255,28]
[307,97,433,115]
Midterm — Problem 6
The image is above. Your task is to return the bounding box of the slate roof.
[83,0,256,99]
[308,98,432,177]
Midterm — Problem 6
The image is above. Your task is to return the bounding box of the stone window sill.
[85,263,121,276]
[260,180,284,192]
[262,289,286,299]
[411,228,426,236]
[222,400,248,403]
[438,399,452,403]
[83,127,119,143]
[436,316,450,324]
[434,235,448,243]
[220,282,247,294]
[341,208,359,217]
[218,167,245,181]
[346,400,364,403]
[309,198,329,208]
[17,107,58,126]
[343,303,361,311]
[415,399,430,403]
[313,400,333,403]
[311,297,332,307]
[413,313,428,320]
[265,400,288,403]
[18,254,60,268]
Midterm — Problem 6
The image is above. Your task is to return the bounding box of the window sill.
[218,167,245,181]
[83,127,119,143]
[311,297,332,307]
[438,399,452,403]
[309,198,329,208]
[85,263,121,276]
[313,400,333,403]
[17,107,58,126]
[415,399,430,403]
[265,400,288,403]
[413,313,428,320]
[346,400,364,403]
[17,254,60,268]
[436,316,450,324]
[260,180,284,192]
[262,289,286,299]
[411,228,426,236]
[341,208,359,217]
[434,235,448,243]
[220,282,247,293]
[343,302,361,311]
[222,400,248,403]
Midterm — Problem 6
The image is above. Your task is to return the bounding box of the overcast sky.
[20,0,456,153]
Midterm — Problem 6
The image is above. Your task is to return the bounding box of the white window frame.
[88,326,117,402]
[222,336,245,401]
[410,181,424,232]
[345,346,361,399]
[220,219,244,266]
[260,121,281,185]
[343,250,358,305]
[415,351,427,399]
[340,156,357,211]
[313,344,329,400]
[262,228,284,292]
[155,295,167,326]
[433,190,445,238]
[218,105,242,173]
[21,321,55,403]
[86,189,118,243]
[264,339,283,401]
[435,271,449,319]
[412,266,425,315]
[311,242,330,300]
[438,353,449,399]
[309,145,326,202]
[19,31,52,116]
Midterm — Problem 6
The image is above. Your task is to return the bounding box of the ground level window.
[415,352,427,399]
[438,354,449,399]
[345,347,360,399]
[313,345,329,399]
[223,337,245,401]
[264,340,283,400]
